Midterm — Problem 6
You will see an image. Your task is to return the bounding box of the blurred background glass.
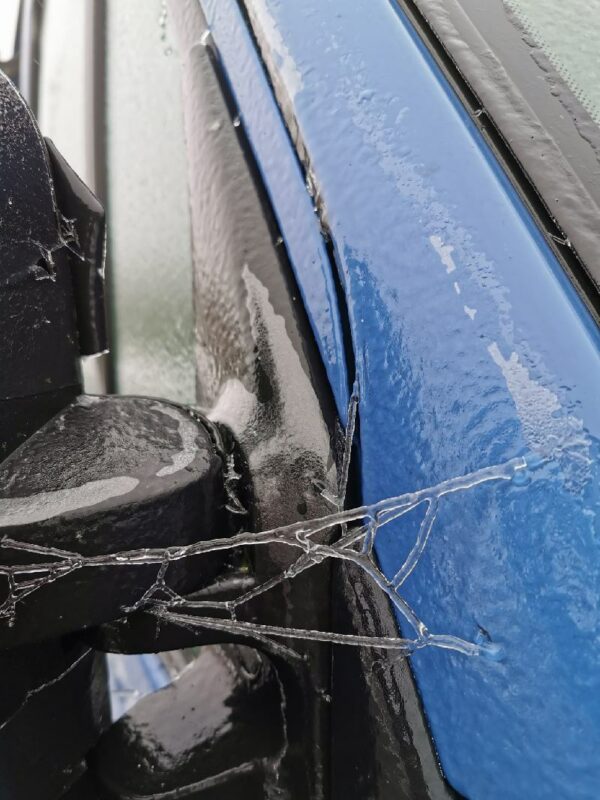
[505,0,600,124]
[104,0,195,404]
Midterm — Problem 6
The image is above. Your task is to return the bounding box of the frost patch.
[0,477,139,528]
[429,235,457,274]
[245,0,303,100]
[155,404,201,477]
[489,342,591,487]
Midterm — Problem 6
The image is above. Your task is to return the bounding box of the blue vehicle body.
[203,1,600,798]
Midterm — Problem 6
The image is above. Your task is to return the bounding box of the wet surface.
[89,645,284,799]
[0,395,227,647]
[197,0,350,421]
[0,640,109,799]
[236,1,600,797]
[0,67,108,459]
[0,70,81,456]
[3,4,600,797]
[405,0,600,304]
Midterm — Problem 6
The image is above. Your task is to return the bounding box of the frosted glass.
[106,0,195,405]
[505,0,600,124]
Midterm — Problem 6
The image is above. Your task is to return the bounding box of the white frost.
[429,234,457,274]
[0,477,139,527]
[155,405,199,477]
[488,342,591,483]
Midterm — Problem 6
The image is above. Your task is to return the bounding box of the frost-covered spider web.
[0,393,537,660]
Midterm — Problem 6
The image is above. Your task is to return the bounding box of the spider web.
[0,393,535,660]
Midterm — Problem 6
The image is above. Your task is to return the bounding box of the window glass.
[105,0,195,405]
[504,0,600,125]
[0,0,20,63]
[39,0,90,184]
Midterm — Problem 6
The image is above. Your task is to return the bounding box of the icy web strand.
[0,384,540,660]
[0,441,532,660]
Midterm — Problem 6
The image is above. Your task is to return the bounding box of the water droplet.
[158,0,168,41]
[511,468,530,487]
[475,626,504,661]
[233,115,241,128]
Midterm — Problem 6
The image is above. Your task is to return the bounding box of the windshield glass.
[505,0,600,125]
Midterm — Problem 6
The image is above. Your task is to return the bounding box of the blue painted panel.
[199,0,349,421]
[107,653,171,720]
[232,1,600,798]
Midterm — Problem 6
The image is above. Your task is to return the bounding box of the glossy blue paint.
[107,653,170,720]
[229,1,600,798]
[199,0,349,421]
